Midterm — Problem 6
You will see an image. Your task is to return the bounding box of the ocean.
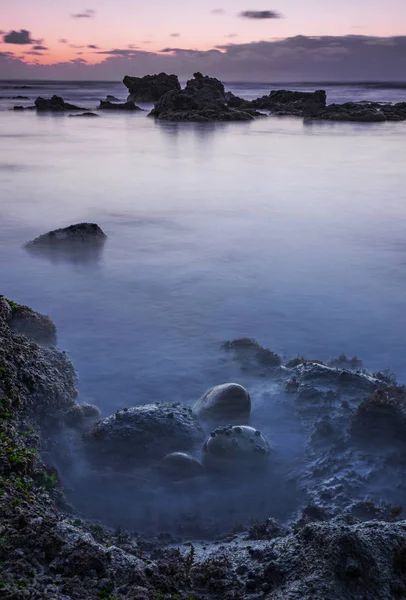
[1,79,406,421]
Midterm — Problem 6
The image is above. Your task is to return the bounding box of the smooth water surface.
[1,82,406,418]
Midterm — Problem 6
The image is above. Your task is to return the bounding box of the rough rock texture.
[238,89,327,116]
[86,403,205,467]
[184,71,226,103]
[123,72,181,103]
[305,101,406,122]
[26,223,107,248]
[148,73,258,122]
[202,424,271,473]
[194,382,251,425]
[222,338,282,371]
[2,298,57,346]
[98,100,142,111]
[35,95,86,112]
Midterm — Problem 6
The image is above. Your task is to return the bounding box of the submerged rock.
[202,425,271,473]
[222,337,282,370]
[106,95,120,102]
[86,403,205,467]
[306,102,387,122]
[193,383,251,425]
[26,223,107,247]
[160,452,204,480]
[35,95,86,112]
[69,112,99,118]
[98,100,142,111]
[245,89,327,116]
[123,72,181,103]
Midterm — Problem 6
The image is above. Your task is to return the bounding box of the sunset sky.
[1,0,405,79]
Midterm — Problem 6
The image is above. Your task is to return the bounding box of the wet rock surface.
[194,382,251,424]
[86,403,205,467]
[3,302,406,598]
[26,222,107,247]
[202,425,271,473]
[123,72,181,103]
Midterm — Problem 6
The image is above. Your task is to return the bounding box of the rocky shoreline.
[11,71,406,123]
[2,287,406,598]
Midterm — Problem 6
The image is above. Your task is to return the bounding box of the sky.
[0,0,406,80]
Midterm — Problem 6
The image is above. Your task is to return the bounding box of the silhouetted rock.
[69,112,99,118]
[123,72,181,103]
[193,383,251,425]
[26,223,107,247]
[86,403,205,467]
[202,425,271,473]
[245,89,327,116]
[35,95,86,112]
[306,102,387,122]
[184,72,226,103]
[106,95,120,102]
[149,89,254,122]
[98,100,142,111]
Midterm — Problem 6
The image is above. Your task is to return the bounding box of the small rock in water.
[202,425,271,473]
[161,452,204,480]
[25,223,107,247]
[98,100,141,111]
[193,383,251,425]
[69,112,99,118]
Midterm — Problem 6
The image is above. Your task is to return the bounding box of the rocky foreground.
[12,71,406,123]
[2,288,406,598]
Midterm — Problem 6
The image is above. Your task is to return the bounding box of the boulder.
[8,301,57,346]
[160,452,204,480]
[202,425,271,473]
[123,73,181,103]
[25,223,107,248]
[98,100,142,111]
[86,403,205,467]
[35,95,86,112]
[193,383,251,425]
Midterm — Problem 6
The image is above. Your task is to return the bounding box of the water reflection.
[24,238,107,266]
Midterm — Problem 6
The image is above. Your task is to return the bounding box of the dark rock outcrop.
[86,403,205,467]
[106,95,120,102]
[5,299,57,346]
[239,89,327,116]
[193,382,251,425]
[184,71,226,103]
[306,102,387,122]
[69,111,99,117]
[26,223,107,247]
[98,100,142,111]
[35,95,86,112]
[123,72,181,103]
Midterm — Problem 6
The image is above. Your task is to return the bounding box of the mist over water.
[1,80,406,532]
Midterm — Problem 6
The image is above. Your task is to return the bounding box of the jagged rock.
[35,95,86,112]
[193,383,251,425]
[8,301,57,346]
[69,112,99,117]
[306,102,387,122]
[0,297,12,321]
[123,73,181,103]
[86,403,205,467]
[222,338,282,369]
[26,223,107,248]
[106,95,120,102]
[160,452,204,479]
[98,100,141,111]
[202,425,271,473]
[184,72,226,103]
[248,89,327,116]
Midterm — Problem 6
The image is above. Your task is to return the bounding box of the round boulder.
[160,452,204,480]
[193,383,251,425]
[86,403,205,468]
[202,425,271,474]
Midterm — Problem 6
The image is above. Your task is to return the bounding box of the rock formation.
[202,425,271,473]
[123,72,181,103]
[26,223,107,247]
[35,95,87,112]
[193,382,251,424]
[98,100,142,111]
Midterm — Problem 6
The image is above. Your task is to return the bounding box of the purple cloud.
[33,45,48,50]
[239,10,282,19]
[88,44,99,49]
[170,33,181,37]
[211,9,224,14]
[4,29,33,44]
[95,48,138,56]
[225,34,238,38]
[59,38,69,44]
[72,9,95,19]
